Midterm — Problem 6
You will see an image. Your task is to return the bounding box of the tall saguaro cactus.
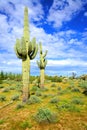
[37,43,47,88]
[14,7,38,102]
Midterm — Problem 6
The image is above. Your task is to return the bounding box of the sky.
[0,0,87,76]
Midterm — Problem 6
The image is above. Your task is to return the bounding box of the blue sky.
[0,0,87,76]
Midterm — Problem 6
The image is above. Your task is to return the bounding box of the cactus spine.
[37,43,47,88]
[14,7,38,102]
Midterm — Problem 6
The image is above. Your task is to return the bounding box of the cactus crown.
[37,43,47,69]
[14,7,38,61]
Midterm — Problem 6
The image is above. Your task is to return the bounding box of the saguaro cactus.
[37,43,47,88]
[14,7,38,102]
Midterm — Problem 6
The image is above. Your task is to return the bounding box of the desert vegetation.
[0,71,87,130]
[0,7,87,130]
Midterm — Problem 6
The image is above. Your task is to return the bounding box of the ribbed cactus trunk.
[40,69,44,88]
[14,7,38,103]
[37,43,47,88]
[22,58,30,102]
[22,7,30,102]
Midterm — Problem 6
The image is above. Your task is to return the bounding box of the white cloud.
[84,12,87,17]
[47,0,86,27]
[47,59,87,67]
[0,0,87,75]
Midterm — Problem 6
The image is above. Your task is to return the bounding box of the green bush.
[57,86,62,91]
[57,77,62,82]
[67,86,73,90]
[27,95,41,105]
[0,119,4,124]
[20,120,32,129]
[78,81,87,89]
[71,87,80,92]
[42,94,49,99]
[2,88,10,92]
[0,95,6,101]
[16,103,24,109]
[49,97,59,104]
[40,87,49,91]
[30,86,39,92]
[35,91,42,96]
[33,107,58,123]
[57,103,81,112]
[11,94,19,101]
[15,85,22,92]
[68,80,75,88]
[0,85,4,89]
[71,98,84,105]
[51,84,56,87]
[58,89,70,95]
[83,89,87,96]
[0,79,3,84]
[9,86,15,90]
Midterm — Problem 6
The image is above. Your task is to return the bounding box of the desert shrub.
[11,94,19,101]
[82,89,87,96]
[16,103,24,109]
[71,98,84,105]
[57,86,62,91]
[67,86,72,90]
[57,103,81,112]
[9,86,15,90]
[0,95,6,101]
[0,119,4,124]
[49,97,59,104]
[33,107,58,123]
[51,88,56,91]
[51,84,56,87]
[31,86,39,92]
[68,80,75,88]
[15,85,22,92]
[71,87,80,92]
[35,91,42,96]
[58,89,70,95]
[42,94,49,99]
[78,81,87,89]
[27,95,41,105]
[0,85,4,89]
[20,120,32,129]
[67,105,81,112]
[57,77,62,82]
[0,79,3,84]
[2,88,10,92]
[40,87,49,91]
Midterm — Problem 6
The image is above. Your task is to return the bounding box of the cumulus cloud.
[47,0,86,27]
[0,0,87,75]
[84,12,87,17]
[48,59,87,67]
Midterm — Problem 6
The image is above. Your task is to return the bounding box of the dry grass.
[0,80,87,130]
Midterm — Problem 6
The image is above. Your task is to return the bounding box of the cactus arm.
[43,50,48,58]
[28,41,32,54]
[30,44,38,60]
[15,38,27,60]
[44,60,47,68]
[39,42,42,54]
[21,37,27,56]
[14,44,23,59]
[15,39,22,54]
[37,61,40,68]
